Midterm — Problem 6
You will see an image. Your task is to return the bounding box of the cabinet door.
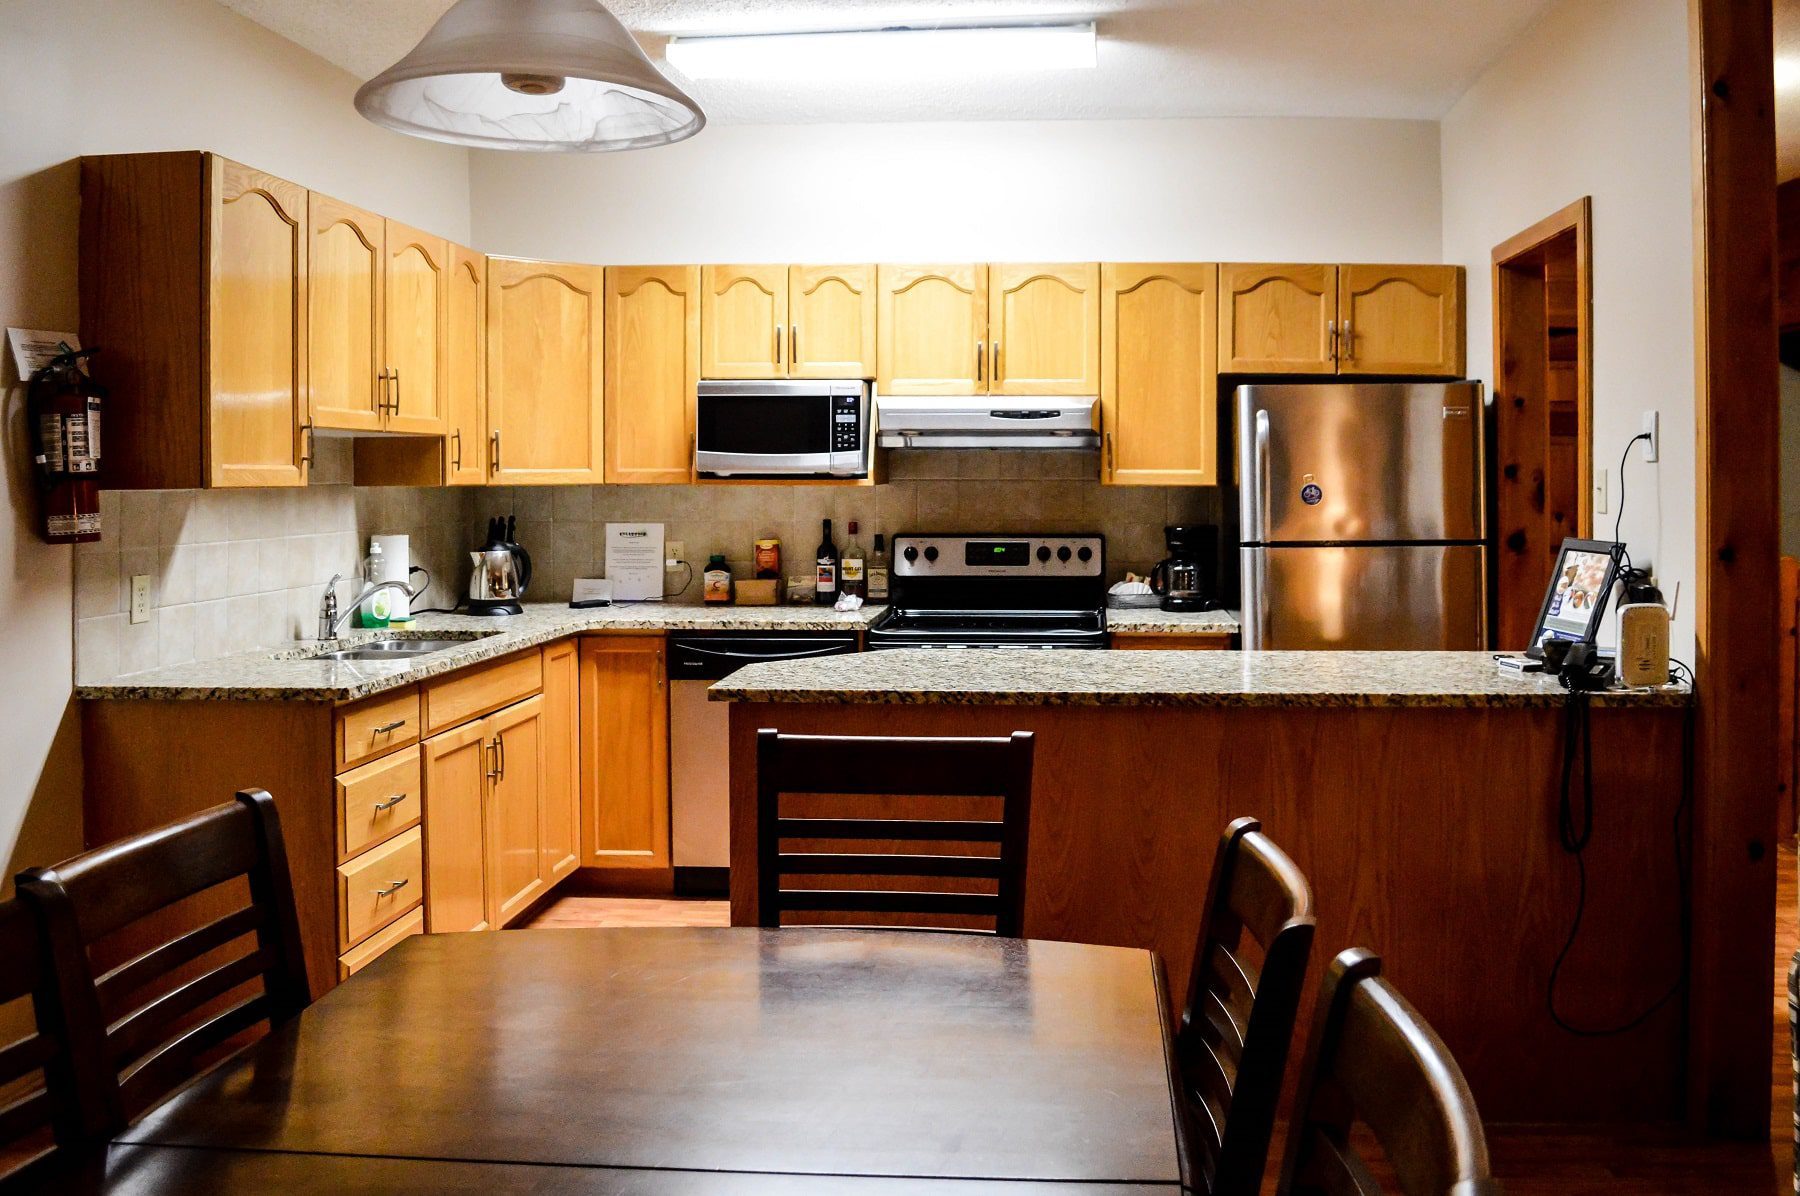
[606,265,698,484]
[487,257,605,484]
[877,264,987,395]
[701,264,787,378]
[487,694,547,925]
[207,157,309,487]
[541,640,580,883]
[383,220,448,434]
[789,264,876,378]
[579,637,670,869]
[1101,263,1218,486]
[1218,263,1338,375]
[1337,264,1464,377]
[306,194,384,433]
[444,246,487,484]
[988,263,1100,395]
[421,719,490,933]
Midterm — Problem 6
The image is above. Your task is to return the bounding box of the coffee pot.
[468,515,532,616]
[1149,525,1217,612]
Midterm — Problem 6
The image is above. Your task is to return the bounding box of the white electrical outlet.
[1593,468,1608,515]
[129,575,151,624]
[666,540,686,567]
[1641,410,1659,462]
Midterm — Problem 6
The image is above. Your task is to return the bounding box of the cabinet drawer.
[422,651,543,735]
[337,744,422,861]
[337,907,424,981]
[338,688,421,769]
[338,826,424,950]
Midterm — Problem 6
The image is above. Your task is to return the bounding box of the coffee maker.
[1149,525,1217,612]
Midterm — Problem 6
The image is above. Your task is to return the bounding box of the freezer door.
[1238,382,1484,543]
[1241,544,1487,650]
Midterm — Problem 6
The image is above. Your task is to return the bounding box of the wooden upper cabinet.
[208,156,309,487]
[307,195,383,433]
[1101,263,1218,486]
[701,264,787,378]
[579,637,670,869]
[789,265,876,378]
[486,694,547,926]
[878,264,988,395]
[1338,264,1464,376]
[486,257,605,485]
[444,246,487,484]
[1219,263,1338,375]
[988,263,1100,395]
[541,641,580,885]
[382,220,448,434]
[606,265,699,484]
[421,719,491,934]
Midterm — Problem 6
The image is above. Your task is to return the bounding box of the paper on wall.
[604,523,665,601]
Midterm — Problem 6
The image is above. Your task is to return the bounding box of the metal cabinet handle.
[484,738,499,781]
[372,792,409,812]
[490,429,501,474]
[1106,432,1115,478]
[976,340,985,383]
[451,429,462,472]
[492,732,505,781]
[372,719,405,735]
[1339,321,1353,363]
[992,341,1001,383]
[374,878,409,897]
[390,366,401,413]
[301,422,314,468]
[790,323,798,365]
[775,324,784,367]
[1327,321,1338,362]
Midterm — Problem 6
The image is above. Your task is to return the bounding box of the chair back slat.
[756,731,1034,935]
[1278,949,1501,1196]
[0,895,99,1181]
[1176,816,1316,1196]
[17,789,311,1130]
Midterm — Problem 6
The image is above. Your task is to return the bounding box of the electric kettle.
[1149,525,1217,612]
[468,515,532,616]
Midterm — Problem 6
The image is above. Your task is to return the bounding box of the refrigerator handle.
[1248,547,1270,650]
[1252,408,1272,543]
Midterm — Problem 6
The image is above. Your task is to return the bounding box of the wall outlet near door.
[666,541,686,567]
[129,574,151,624]
[1640,410,1659,462]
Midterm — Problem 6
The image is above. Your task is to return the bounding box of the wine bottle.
[868,533,890,602]
[814,519,838,604]
[841,520,866,599]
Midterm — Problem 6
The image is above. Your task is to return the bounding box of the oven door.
[695,379,869,478]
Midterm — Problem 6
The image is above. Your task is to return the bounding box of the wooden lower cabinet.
[487,694,548,925]
[421,719,492,933]
[542,640,581,883]
[579,636,671,869]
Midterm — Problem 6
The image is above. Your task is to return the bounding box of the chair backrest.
[1278,949,1502,1196]
[755,730,1034,935]
[16,789,311,1129]
[0,895,95,1182]
[1176,816,1316,1195]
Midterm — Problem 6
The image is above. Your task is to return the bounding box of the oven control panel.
[891,534,1105,578]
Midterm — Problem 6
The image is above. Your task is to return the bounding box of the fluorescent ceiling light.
[1779,55,1800,93]
[665,22,1098,81]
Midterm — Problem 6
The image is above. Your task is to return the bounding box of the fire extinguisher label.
[38,405,100,474]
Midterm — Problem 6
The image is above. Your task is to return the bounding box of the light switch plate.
[129,575,150,624]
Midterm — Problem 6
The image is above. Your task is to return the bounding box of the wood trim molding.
[1687,0,1780,1138]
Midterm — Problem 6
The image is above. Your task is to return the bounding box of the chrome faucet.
[317,573,418,640]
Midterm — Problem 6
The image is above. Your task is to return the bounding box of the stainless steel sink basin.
[309,638,479,662]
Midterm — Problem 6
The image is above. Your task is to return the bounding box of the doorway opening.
[1489,197,1593,650]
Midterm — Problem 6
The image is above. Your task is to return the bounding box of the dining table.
[38,926,1191,1193]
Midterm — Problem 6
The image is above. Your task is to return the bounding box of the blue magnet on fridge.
[1300,483,1323,505]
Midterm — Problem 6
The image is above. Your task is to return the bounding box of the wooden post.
[1688,0,1781,1138]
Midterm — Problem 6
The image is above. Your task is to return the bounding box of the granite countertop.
[709,648,1691,709]
[1106,608,1240,634]
[77,603,884,703]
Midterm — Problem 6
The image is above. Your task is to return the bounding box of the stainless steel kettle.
[468,515,532,616]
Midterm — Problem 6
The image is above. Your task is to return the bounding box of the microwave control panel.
[831,393,862,453]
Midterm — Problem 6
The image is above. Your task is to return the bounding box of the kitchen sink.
[297,634,497,663]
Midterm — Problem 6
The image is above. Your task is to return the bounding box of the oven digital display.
[964,541,1028,567]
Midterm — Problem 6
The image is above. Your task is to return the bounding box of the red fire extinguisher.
[28,344,105,544]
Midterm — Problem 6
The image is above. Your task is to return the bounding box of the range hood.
[875,396,1100,450]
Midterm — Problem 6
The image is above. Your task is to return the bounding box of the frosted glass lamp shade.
[354,0,704,152]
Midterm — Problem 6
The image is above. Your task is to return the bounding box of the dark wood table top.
[101,928,1184,1191]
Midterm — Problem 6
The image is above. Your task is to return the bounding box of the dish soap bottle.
[359,539,391,629]
[703,554,733,604]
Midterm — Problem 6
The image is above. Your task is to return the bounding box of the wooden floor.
[522,845,1800,1193]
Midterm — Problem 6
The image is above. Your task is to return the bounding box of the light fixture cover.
[354,0,704,152]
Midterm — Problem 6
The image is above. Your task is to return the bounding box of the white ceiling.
[216,0,1559,125]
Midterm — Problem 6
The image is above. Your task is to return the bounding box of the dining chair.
[1277,948,1502,1196]
[1175,816,1316,1196]
[755,729,1034,934]
[15,788,312,1130]
[0,894,101,1185]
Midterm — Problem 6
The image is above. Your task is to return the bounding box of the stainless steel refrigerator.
[1238,382,1487,650]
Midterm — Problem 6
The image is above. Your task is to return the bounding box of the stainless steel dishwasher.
[667,631,859,893]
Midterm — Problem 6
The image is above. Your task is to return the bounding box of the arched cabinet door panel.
[1218,263,1337,375]
[989,262,1100,396]
[702,264,787,379]
[1338,264,1465,377]
[487,257,605,485]
[607,265,699,484]
[878,263,988,395]
[1101,263,1218,487]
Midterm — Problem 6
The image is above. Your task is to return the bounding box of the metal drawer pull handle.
[390,366,401,412]
[372,793,409,812]
[374,878,409,897]
[372,719,405,735]
[451,429,462,471]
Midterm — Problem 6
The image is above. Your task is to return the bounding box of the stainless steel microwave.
[694,379,872,479]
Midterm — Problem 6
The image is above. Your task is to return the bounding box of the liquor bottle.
[814,519,839,605]
[841,520,866,599]
[867,533,890,602]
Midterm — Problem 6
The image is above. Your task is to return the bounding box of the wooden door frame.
[1687,0,1779,1138]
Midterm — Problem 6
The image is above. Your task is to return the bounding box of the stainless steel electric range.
[865,533,1108,650]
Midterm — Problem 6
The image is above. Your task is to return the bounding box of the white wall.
[470,118,1443,263]
[1441,0,1696,653]
[0,0,471,878]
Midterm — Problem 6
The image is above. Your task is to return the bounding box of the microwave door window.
[699,393,831,455]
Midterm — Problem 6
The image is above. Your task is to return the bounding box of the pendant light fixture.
[354,0,704,153]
